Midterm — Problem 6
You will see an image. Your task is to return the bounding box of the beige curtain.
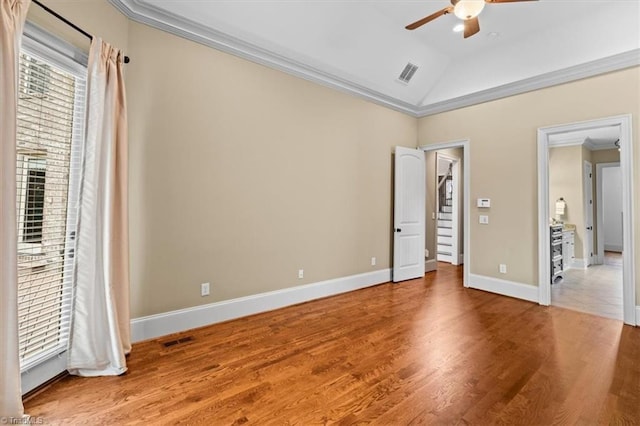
[0,0,30,418]
[67,38,130,376]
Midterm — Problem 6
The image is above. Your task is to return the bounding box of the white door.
[583,161,594,266]
[393,146,425,282]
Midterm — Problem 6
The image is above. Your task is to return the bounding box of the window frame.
[19,22,88,394]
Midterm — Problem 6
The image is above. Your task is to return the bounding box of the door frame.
[583,160,594,266]
[537,114,636,325]
[595,162,621,264]
[419,139,470,287]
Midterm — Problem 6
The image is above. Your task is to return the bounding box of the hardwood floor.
[24,264,640,424]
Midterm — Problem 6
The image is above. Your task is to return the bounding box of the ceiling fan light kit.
[453,0,485,20]
[406,0,537,39]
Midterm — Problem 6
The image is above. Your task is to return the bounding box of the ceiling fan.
[406,0,537,39]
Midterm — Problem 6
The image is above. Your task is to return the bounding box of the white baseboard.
[468,274,538,303]
[131,269,392,343]
[425,259,437,273]
[636,306,640,325]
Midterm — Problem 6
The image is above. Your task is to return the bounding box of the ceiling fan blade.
[405,7,453,30]
[464,17,480,38]
[485,0,538,3]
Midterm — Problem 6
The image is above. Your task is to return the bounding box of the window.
[17,156,46,250]
[16,38,86,374]
[23,160,46,242]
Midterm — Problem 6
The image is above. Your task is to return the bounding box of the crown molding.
[109,0,639,118]
[108,0,418,116]
[416,49,640,117]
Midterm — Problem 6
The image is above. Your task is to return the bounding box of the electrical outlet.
[371,257,376,266]
[200,282,210,296]
[499,264,507,274]
[298,269,304,279]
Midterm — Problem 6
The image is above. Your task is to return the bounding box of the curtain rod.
[31,0,130,64]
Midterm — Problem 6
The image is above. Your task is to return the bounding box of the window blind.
[16,51,86,371]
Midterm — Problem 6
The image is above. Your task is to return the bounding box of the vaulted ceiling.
[110,0,640,117]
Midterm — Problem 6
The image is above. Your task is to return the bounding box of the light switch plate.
[477,198,491,208]
[479,215,489,224]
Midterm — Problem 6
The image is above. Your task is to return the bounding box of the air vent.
[162,336,194,348]
[397,62,419,84]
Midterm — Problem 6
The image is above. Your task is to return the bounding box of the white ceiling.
[110,0,640,116]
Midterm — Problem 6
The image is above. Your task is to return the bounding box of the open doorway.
[547,134,622,319]
[433,152,461,265]
[537,114,636,325]
[420,140,470,287]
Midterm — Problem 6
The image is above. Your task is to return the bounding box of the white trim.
[583,160,594,267]
[425,259,437,273]
[130,269,391,343]
[468,274,539,303]
[419,139,470,288]
[537,132,551,306]
[23,22,88,72]
[107,0,639,118]
[538,114,636,325]
[547,137,586,148]
[21,351,67,395]
[637,306,640,325]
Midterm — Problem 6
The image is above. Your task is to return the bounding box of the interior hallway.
[551,251,623,320]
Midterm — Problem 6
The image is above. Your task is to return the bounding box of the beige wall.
[29,1,417,319]
[418,66,640,305]
[26,1,640,314]
[124,23,417,317]
[549,145,586,259]
[28,0,129,55]
[549,147,621,261]
[591,148,621,165]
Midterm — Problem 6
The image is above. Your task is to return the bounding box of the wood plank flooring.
[24,264,640,424]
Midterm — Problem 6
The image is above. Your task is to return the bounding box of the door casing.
[419,139,470,288]
[537,114,636,325]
